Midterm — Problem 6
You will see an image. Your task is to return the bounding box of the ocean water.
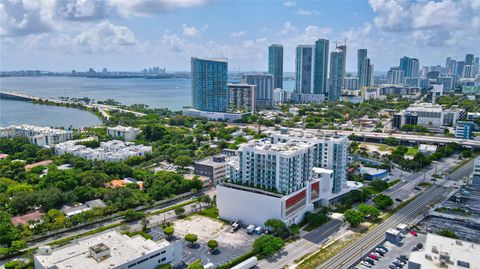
[0,76,295,128]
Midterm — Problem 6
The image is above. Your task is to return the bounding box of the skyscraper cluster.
[357,49,374,89]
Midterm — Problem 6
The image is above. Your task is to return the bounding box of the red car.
[368,253,379,260]
[410,231,418,236]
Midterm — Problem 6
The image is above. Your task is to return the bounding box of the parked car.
[254,226,263,234]
[246,224,256,234]
[389,264,400,269]
[368,253,379,260]
[412,246,418,251]
[393,259,405,267]
[399,255,409,261]
[360,261,372,268]
[374,250,384,256]
[229,220,241,233]
[377,245,388,252]
[375,247,386,254]
[410,230,418,236]
[414,186,421,190]
[364,257,375,265]
[396,198,403,202]
[416,242,423,249]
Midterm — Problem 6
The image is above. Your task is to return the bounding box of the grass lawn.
[362,186,381,195]
[388,179,401,187]
[407,147,418,156]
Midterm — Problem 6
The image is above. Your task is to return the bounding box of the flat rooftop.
[34,230,170,269]
[243,139,314,153]
[409,233,480,268]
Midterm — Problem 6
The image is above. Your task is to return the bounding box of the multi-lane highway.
[318,158,475,269]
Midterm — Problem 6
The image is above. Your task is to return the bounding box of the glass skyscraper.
[358,49,374,88]
[328,45,347,102]
[191,57,228,112]
[295,45,314,94]
[400,56,420,78]
[313,39,329,95]
[268,44,283,89]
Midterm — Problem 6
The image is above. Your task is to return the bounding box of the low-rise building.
[408,233,480,269]
[291,93,325,104]
[455,121,476,139]
[107,125,141,141]
[418,144,438,155]
[34,230,182,269]
[182,108,248,122]
[0,124,72,146]
[359,166,388,181]
[61,199,107,217]
[194,155,227,184]
[55,139,152,162]
[11,210,45,227]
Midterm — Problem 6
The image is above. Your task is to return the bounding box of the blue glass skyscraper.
[313,39,329,94]
[328,45,347,102]
[268,44,283,89]
[191,57,228,112]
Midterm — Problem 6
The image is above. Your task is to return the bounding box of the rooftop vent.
[89,243,110,261]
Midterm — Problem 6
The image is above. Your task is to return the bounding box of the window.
[128,264,136,268]
[137,258,148,264]
[457,260,470,268]
[161,250,166,254]
[149,253,160,259]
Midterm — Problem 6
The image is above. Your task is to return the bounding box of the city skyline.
[1,0,479,72]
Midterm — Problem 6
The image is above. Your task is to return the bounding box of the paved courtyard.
[173,215,258,266]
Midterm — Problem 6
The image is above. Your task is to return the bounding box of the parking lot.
[173,215,258,266]
[355,232,426,269]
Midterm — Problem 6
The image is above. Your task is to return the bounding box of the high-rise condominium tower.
[191,57,228,112]
[268,44,283,89]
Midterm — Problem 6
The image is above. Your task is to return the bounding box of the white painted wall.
[217,185,282,226]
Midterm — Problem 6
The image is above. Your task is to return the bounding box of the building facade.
[268,44,283,89]
[244,74,274,108]
[399,56,420,78]
[107,126,141,141]
[295,45,314,94]
[358,49,374,88]
[313,39,329,94]
[0,124,73,146]
[194,155,227,185]
[387,66,405,85]
[227,83,256,113]
[328,45,347,101]
[191,57,228,112]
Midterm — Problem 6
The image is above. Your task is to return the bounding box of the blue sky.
[1,0,479,72]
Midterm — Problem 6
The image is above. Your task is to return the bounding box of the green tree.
[373,194,394,210]
[163,226,174,238]
[357,204,381,219]
[439,229,457,239]
[343,209,365,227]
[252,235,285,256]
[207,239,218,252]
[174,156,193,167]
[370,179,389,192]
[0,211,21,245]
[185,233,198,247]
[264,219,287,235]
[174,207,185,216]
[9,240,27,253]
[124,209,145,221]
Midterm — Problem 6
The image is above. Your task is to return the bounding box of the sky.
[1,0,479,73]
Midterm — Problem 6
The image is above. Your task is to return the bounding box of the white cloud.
[278,21,297,35]
[182,24,200,37]
[230,31,246,37]
[0,0,55,36]
[109,0,207,17]
[369,0,480,47]
[296,8,318,16]
[283,1,295,7]
[287,25,332,44]
[55,0,109,21]
[74,21,136,52]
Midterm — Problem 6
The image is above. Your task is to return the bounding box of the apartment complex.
[243,73,274,108]
[191,57,228,112]
[227,83,256,113]
[34,230,182,269]
[55,138,152,162]
[107,125,141,141]
[0,124,72,146]
[217,129,350,226]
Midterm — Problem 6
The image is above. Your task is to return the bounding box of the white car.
[360,261,372,268]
